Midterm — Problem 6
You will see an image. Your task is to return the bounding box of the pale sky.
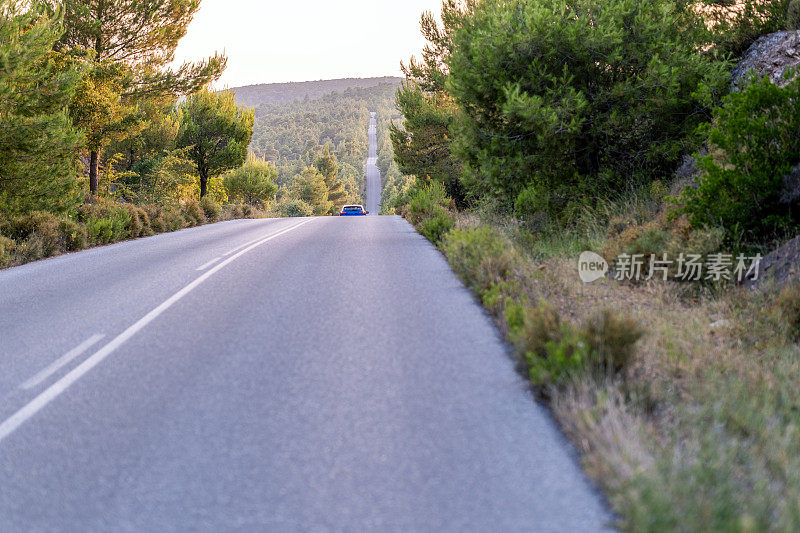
[171,0,443,88]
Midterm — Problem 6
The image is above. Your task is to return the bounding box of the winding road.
[0,116,611,531]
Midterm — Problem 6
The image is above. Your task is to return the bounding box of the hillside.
[231,76,402,108]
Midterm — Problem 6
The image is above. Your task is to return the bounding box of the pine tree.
[0,1,83,215]
[314,144,346,213]
[290,166,333,216]
[55,0,226,194]
[176,89,254,198]
[390,1,468,206]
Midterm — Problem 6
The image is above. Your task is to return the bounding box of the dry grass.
[431,205,800,530]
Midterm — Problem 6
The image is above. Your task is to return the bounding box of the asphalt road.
[365,112,381,215]
[0,216,610,531]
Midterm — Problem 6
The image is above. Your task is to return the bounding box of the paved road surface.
[365,112,381,215]
[0,217,610,528]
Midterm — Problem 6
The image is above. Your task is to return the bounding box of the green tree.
[0,1,83,215]
[314,144,346,212]
[390,1,467,206]
[55,0,226,194]
[444,0,730,219]
[177,89,254,198]
[223,157,278,208]
[290,166,333,215]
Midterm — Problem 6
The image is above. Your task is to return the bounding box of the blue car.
[339,204,368,216]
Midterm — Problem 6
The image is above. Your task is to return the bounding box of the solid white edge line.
[20,334,106,391]
[196,257,221,271]
[0,218,313,443]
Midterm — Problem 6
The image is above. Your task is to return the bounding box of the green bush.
[121,204,152,238]
[277,198,314,218]
[222,159,278,207]
[419,211,455,244]
[200,196,221,222]
[774,284,800,340]
[446,0,729,217]
[221,203,245,220]
[514,305,642,387]
[442,226,516,295]
[407,181,451,227]
[143,204,166,233]
[85,208,131,245]
[0,235,17,267]
[4,211,88,257]
[582,309,643,374]
[676,74,800,243]
[56,218,87,251]
[181,199,206,227]
[161,205,187,231]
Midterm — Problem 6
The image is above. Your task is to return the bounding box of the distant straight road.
[365,112,381,215]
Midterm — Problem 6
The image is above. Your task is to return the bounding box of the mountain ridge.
[231,76,402,108]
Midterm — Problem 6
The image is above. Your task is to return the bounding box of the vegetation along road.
[0,210,610,529]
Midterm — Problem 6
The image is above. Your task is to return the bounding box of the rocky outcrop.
[780,163,800,207]
[731,30,800,90]
[745,233,800,288]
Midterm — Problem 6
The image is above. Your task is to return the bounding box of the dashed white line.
[20,334,106,390]
[0,218,313,443]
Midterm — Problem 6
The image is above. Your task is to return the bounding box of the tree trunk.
[200,171,208,198]
[89,150,99,195]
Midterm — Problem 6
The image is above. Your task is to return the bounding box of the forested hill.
[232,77,402,107]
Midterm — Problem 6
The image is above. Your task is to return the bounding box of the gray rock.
[745,233,800,289]
[731,30,800,91]
[779,163,800,207]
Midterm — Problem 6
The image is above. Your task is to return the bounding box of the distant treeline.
[232,77,402,108]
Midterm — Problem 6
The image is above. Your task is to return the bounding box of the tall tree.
[390,1,468,207]
[314,144,346,212]
[54,0,226,194]
[177,89,254,197]
[0,1,83,215]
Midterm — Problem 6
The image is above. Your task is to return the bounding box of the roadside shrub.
[515,305,642,387]
[221,203,245,220]
[200,196,221,222]
[407,181,450,226]
[582,310,643,375]
[0,235,16,267]
[85,207,131,245]
[143,204,166,233]
[277,198,314,218]
[676,74,800,243]
[774,284,800,340]
[181,199,206,227]
[161,205,187,231]
[419,211,455,244]
[121,204,152,238]
[442,226,516,295]
[56,218,87,251]
[6,211,61,256]
[512,304,588,387]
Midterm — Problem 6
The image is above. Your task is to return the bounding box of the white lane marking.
[196,257,221,271]
[20,334,106,391]
[0,218,313,443]
[221,230,282,257]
